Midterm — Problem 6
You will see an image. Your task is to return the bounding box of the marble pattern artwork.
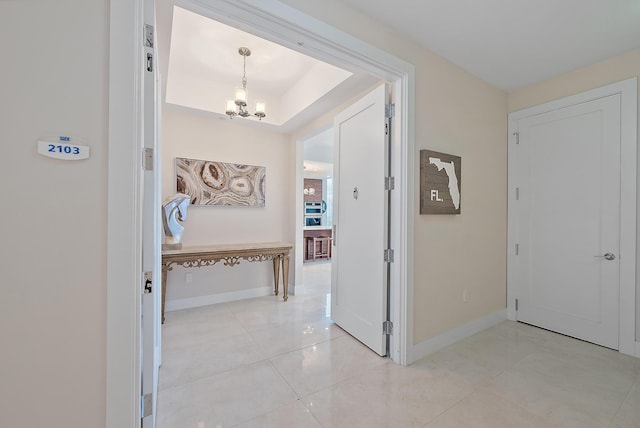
[176,157,266,206]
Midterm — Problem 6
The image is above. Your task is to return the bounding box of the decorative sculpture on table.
[162,193,191,250]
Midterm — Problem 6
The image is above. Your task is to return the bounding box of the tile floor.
[157,261,640,428]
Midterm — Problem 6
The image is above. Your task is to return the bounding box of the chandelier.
[225,47,266,120]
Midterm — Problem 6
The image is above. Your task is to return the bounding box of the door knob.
[595,253,616,261]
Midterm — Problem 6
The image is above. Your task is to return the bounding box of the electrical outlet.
[463,289,469,303]
[185,272,193,283]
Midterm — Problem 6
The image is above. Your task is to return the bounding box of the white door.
[514,94,621,349]
[141,0,161,426]
[331,84,389,356]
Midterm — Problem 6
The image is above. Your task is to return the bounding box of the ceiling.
[163,0,640,132]
[340,0,640,91]
[165,6,379,131]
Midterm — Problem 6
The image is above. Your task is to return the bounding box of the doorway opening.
[156,0,411,363]
[107,0,415,424]
[297,127,334,295]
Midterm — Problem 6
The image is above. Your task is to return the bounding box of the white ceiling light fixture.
[225,47,266,120]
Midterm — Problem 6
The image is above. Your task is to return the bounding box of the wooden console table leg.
[161,263,168,324]
[272,256,281,296]
[282,253,290,301]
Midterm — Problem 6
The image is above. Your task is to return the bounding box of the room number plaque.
[37,136,90,160]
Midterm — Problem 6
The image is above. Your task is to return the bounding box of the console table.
[161,242,293,323]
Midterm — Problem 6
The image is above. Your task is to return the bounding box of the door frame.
[107,1,144,427]
[507,78,637,356]
[107,0,415,426]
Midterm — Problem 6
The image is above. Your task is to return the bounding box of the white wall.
[508,49,640,340]
[0,1,107,427]
[161,107,295,308]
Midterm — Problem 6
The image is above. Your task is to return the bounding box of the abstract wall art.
[176,157,266,207]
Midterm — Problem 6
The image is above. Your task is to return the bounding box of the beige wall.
[161,108,294,304]
[0,1,107,427]
[412,61,508,341]
[279,0,509,345]
[508,49,640,340]
[508,50,640,112]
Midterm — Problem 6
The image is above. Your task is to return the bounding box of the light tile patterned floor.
[157,261,640,427]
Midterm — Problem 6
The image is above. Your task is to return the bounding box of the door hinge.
[385,176,395,190]
[146,53,153,72]
[143,148,154,171]
[515,298,519,311]
[383,320,393,335]
[143,271,152,294]
[332,224,337,246]
[513,132,519,145]
[515,187,520,200]
[515,243,519,256]
[144,24,154,48]
[384,249,395,263]
[385,122,389,136]
[385,103,395,118]
[141,393,152,418]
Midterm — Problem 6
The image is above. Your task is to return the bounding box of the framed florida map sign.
[420,150,461,214]
[176,157,266,207]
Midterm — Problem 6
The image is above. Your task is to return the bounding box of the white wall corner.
[410,309,508,363]
[635,341,640,358]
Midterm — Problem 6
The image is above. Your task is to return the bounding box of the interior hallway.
[156,262,640,427]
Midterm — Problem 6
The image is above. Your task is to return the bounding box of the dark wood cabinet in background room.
[303,178,323,203]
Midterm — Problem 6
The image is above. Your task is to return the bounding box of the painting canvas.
[420,150,461,214]
[176,157,266,207]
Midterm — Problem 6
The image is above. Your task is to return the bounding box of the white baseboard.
[165,286,274,312]
[410,309,508,363]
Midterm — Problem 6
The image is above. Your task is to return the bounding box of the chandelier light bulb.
[255,100,266,118]
[225,99,236,115]
[234,87,247,106]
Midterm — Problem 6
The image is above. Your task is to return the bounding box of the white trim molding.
[106,0,144,427]
[507,77,637,357]
[411,310,507,362]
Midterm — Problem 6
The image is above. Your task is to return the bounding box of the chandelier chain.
[242,53,247,89]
